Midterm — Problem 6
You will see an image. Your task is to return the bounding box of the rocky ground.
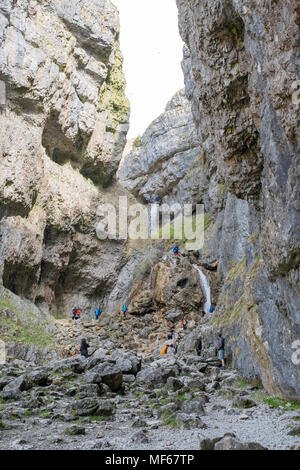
[1,343,300,451]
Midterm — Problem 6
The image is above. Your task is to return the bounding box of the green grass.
[152,213,211,250]
[0,298,55,349]
[89,416,106,423]
[251,391,300,411]
[39,410,51,418]
[262,396,300,411]
[0,396,11,404]
[23,410,34,417]
[160,398,168,406]
[176,393,186,402]
[9,415,18,421]
[161,411,178,429]
[133,136,142,148]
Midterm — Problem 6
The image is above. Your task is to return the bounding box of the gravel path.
[1,390,299,450]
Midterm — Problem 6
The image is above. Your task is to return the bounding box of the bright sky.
[113,0,184,138]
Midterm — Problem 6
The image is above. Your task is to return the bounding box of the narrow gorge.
[0,0,299,452]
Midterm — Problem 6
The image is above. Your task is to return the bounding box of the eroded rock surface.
[176,0,300,399]
[0,0,130,315]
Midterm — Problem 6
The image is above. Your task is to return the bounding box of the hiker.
[95,307,103,321]
[200,309,206,318]
[217,333,225,369]
[182,316,187,330]
[196,336,202,357]
[72,307,78,320]
[122,304,127,317]
[76,308,82,320]
[173,336,180,354]
[80,338,90,359]
[167,328,175,341]
[160,345,168,355]
[209,305,214,313]
[173,245,180,256]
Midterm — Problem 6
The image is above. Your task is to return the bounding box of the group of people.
[72,304,128,323]
[161,316,188,356]
[72,307,103,321]
[72,307,82,320]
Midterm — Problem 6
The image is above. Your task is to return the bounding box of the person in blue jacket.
[173,245,180,256]
[95,307,103,320]
[122,304,127,317]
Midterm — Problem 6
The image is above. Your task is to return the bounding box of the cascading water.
[193,264,211,314]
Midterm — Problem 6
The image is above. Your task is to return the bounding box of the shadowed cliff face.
[0,0,130,315]
[176,0,300,399]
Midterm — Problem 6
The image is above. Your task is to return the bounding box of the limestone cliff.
[118,89,210,208]
[0,0,130,316]
[176,0,300,399]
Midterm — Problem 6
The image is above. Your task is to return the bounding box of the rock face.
[0,0,130,314]
[176,0,300,399]
[118,89,206,208]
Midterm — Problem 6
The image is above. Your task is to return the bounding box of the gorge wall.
[0,0,130,316]
[175,0,300,399]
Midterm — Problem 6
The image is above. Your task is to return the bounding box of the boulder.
[69,398,115,417]
[0,375,32,400]
[176,413,207,430]
[180,398,206,415]
[86,363,123,392]
[28,369,51,387]
[49,357,87,374]
[215,437,267,451]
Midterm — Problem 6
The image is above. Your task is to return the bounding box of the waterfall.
[150,203,160,237]
[194,264,211,314]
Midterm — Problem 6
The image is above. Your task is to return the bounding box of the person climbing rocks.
[217,332,225,369]
[95,307,102,321]
[195,335,202,357]
[173,245,180,256]
[79,338,90,359]
[122,304,127,318]
[182,316,187,330]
